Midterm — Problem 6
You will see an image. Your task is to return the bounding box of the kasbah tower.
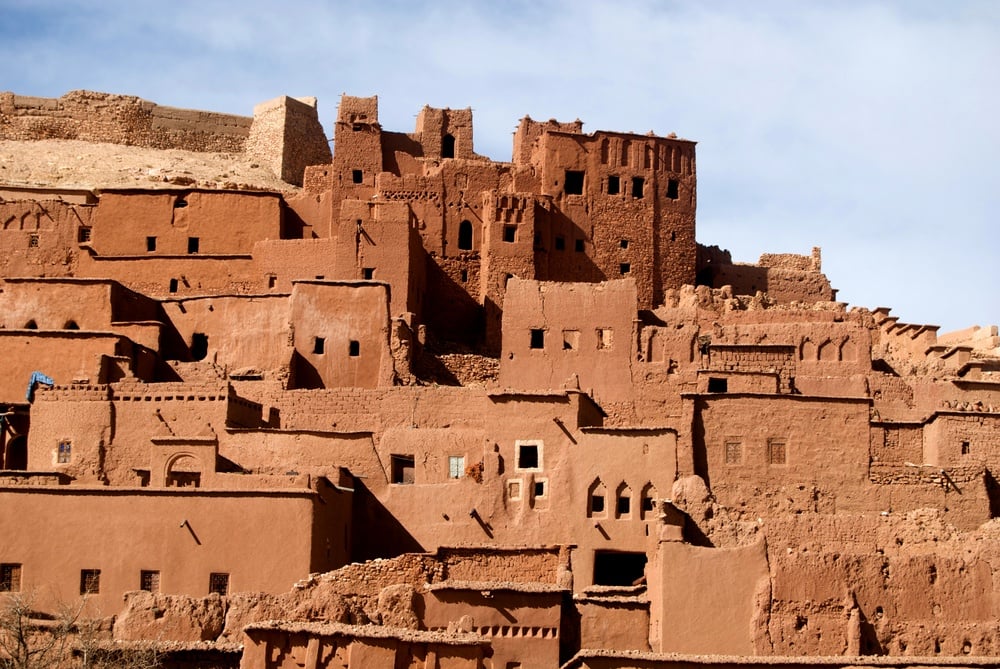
[0,88,998,669]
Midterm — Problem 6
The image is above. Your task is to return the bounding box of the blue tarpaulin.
[26,371,54,403]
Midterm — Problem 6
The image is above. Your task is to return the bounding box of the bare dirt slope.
[0,138,297,192]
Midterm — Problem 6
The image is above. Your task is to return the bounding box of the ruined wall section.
[246,96,331,187]
[0,197,91,278]
[0,90,250,152]
[698,246,835,304]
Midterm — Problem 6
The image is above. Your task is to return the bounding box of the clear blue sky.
[2,0,997,333]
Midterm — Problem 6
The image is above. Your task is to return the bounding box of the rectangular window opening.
[313,337,325,355]
[593,551,646,587]
[961,441,971,455]
[448,456,465,479]
[607,175,620,195]
[597,328,613,350]
[362,267,375,280]
[80,569,101,595]
[146,236,157,252]
[725,441,742,465]
[530,328,545,350]
[78,226,92,243]
[348,340,360,357]
[631,176,645,198]
[534,480,546,498]
[168,278,178,294]
[562,329,580,351]
[352,169,363,184]
[0,564,21,592]
[667,179,680,200]
[565,170,585,195]
[140,570,160,593]
[503,225,517,243]
[768,439,787,465]
[620,239,629,249]
[187,237,200,254]
[391,454,415,484]
[517,444,540,470]
[28,234,39,248]
[460,269,468,283]
[209,572,229,596]
[57,439,72,464]
[555,236,565,251]
[708,377,728,393]
[620,263,631,275]
[574,238,585,253]
[267,274,277,289]
[617,495,631,516]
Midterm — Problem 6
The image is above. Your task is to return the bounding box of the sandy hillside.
[0,138,298,192]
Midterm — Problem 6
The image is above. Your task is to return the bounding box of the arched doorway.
[165,454,201,487]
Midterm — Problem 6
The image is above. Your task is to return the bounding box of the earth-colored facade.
[0,90,998,669]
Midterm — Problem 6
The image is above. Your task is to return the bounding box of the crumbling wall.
[0,90,250,151]
[246,96,331,187]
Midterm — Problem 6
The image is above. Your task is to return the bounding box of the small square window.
[147,236,157,252]
[534,480,547,498]
[642,496,656,512]
[607,175,620,195]
[620,239,629,249]
[530,328,545,349]
[620,263,630,275]
[28,234,39,248]
[725,441,742,465]
[460,269,468,283]
[508,480,522,501]
[632,177,645,198]
[562,330,580,351]
[503,225,516,243]
[574,239,585,253]
[348,340,360,357]
[140,570,160,593]
[209,572,229,596]
[78,226,92,243]
[0,564,21,592]
[617,495,631,516]
[597,328,613,350]
[352,169,363,184]
[169,278,178,293]
[362,267,375,280]
[448,455,465,479]
[666,179,680,200]
[187,237,200,254]
[555,236,565,251]
[391,455,415,484]
[267,274,277,289]
[313,337,325,355]
[80,569,101,595]
[565,170,585,195]
[961,441,971,455]
[517,443,540,470]
[57,439,71,464]
[768,439,787,465]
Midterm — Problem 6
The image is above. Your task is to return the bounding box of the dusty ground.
[0,138,297,192]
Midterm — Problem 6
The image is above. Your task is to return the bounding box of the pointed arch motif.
[587,478,607,518]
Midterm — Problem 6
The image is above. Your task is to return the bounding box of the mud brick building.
[0,90,998,668]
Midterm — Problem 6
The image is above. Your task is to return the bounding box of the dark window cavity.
[530,328,545,349]
[349,340,360,357]
[631,176,644,198]
[146,236,157,252]
[187,237,200,254]
[667,179,679,200]
[707,377,728,393]
[313,337,325,355]
[565,170,585,195]
[607,175,620,195]
[352,169,363,184]
[458,220,473,250]
[442,134,456,159]
[191,333,209,361]
[391,455,415,484]
[555,236,565,251]
[517,444,539,470]
[503,225,516,243]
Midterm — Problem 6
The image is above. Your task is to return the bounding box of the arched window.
[640,483,657,520]
[616,482,632,518]
[191,333,209,362]
[64,320,79,330]
[458,220,473,251]
[588,479,607,518]
[24,320,37,330]
[442,134,456,159]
